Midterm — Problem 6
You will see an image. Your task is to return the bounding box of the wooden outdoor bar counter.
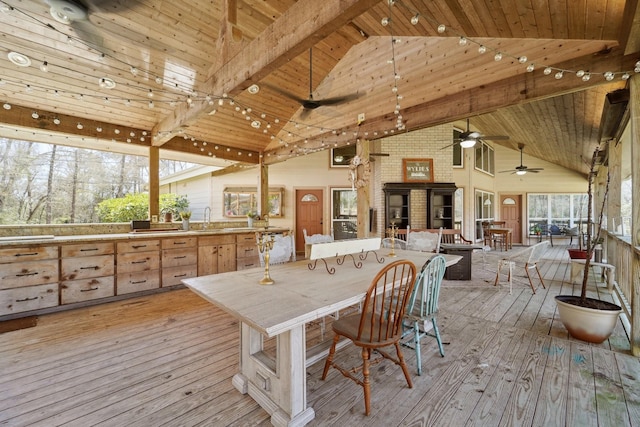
[0,226,288,320]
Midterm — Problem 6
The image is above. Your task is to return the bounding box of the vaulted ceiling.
[0,0,638,176]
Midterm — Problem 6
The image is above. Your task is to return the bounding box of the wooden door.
[295,189,324,255]
[501,195,522,243]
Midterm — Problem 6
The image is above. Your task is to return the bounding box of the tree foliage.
[0,139,196,224]
[95,193,190,223]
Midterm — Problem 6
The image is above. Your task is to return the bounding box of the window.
[452,128,463,167]
[474,190,494,239]
[331,188,357,240]
[474,141,494,175]
[223,187,284,218]
[330,145,356,168]
[454,188,463,230]
[527,193,587,234]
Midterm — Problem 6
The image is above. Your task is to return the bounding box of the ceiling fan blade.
[312,92,361,106]
[370,152,390,156]
[262,83,306,104]
[480,135,510,140]
[440,141,459,150]
[527,168,544,172]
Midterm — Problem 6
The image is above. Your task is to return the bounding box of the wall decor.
[403,158,434,182]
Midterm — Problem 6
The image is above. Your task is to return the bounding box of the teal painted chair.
[402,255,447,376]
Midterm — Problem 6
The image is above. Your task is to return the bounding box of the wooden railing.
[605,232,639,356]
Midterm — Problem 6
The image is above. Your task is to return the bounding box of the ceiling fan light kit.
[459,139,476,148]
[48,0,87,23]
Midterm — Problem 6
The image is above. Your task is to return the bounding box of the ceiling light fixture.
[248,84,260,94]
[516,170,527,176]
[459,139,476,148]
[99,77,116,89]
[8,51,31,67]
[3,103,11,110]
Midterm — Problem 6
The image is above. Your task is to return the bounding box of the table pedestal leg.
[233,322,315,427]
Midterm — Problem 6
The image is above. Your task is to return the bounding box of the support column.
[259,157,269,219]
[356,140,370,238]
[149,146,160,220]
[629,75,640,356]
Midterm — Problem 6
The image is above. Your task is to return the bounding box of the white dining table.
[183,248,461,427]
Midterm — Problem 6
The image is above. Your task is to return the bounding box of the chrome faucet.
[203,206,211,230]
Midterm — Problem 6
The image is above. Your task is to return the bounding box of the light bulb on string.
[411,14,419,25]
[555,71,564,79]
[544,67,553,75]
[526,63,535,72]
[604,71,614,81]
[494,52,502,61]
[437,24,446,33]
[40,61,48,72]
[478,45,486,54]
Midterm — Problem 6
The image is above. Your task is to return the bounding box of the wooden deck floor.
[1,244,639,426]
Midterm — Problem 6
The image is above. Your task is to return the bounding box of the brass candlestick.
[257,232,275,285]
[387,223,398,257]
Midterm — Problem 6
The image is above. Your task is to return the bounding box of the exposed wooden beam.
[620,0,640,55]
[264,50,638,164]
[210,163,257,176]
[0,103,150,147]
[151,0,379,145]
[161,137,260,164]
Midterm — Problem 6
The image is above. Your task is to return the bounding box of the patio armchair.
[494,241,549,294]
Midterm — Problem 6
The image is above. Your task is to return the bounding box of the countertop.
[0,227,289,247]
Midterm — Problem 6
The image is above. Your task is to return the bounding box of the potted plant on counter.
[247,211,258,228]
[555,147,621,343]
[179,210,191,230]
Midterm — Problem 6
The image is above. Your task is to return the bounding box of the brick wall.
[375,124,454,234]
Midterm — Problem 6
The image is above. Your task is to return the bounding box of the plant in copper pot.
[555,147,621,343]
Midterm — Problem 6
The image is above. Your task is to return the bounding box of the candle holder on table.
[257,232,275,285]
[386,223,398,257]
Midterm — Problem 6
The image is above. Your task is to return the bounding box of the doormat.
[0,316,38,334]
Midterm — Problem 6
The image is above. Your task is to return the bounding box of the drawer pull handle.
[174,273,187,278]
[132,245,147,249]
[244,248,253,252]
[16,296,39,302]
[132,260,147,264]
[173,241,187,245]
[173,256,187,259]
[131,280,147,284]
[80,248,99,252]
[81,266,100,270]
[15,252,38,257]
[244,263,255,268]
[16,272,38,277]
[80,287,99,292]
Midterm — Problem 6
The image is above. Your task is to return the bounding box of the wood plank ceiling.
[0,0,638,176]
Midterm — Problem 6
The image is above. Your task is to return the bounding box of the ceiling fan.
[266,48,361,119]
[45,0,161,53]
[499,143,544,175]
[441,118,509,149]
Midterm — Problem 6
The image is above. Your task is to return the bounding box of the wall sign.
[402,158,434,182]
